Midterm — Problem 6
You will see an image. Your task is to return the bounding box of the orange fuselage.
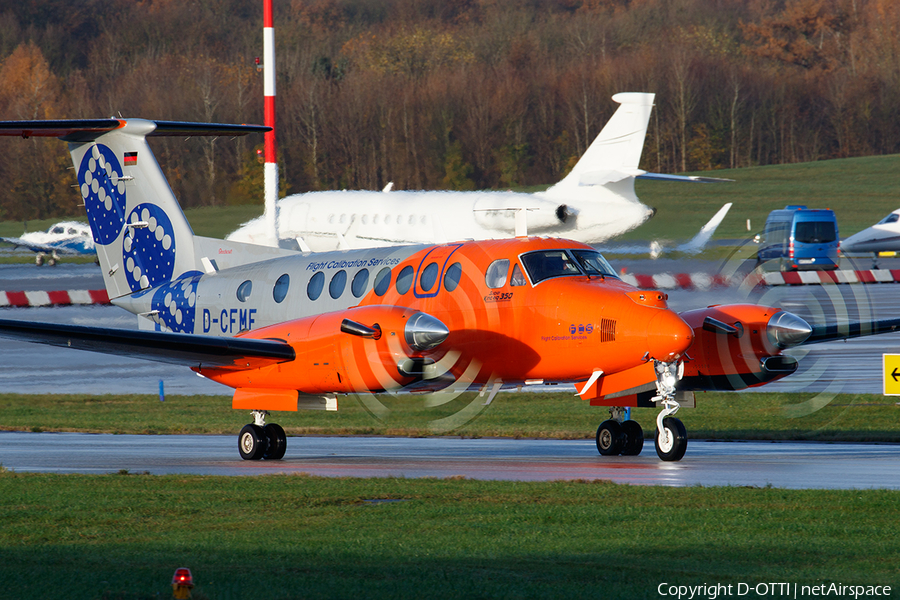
[196,238,693,408]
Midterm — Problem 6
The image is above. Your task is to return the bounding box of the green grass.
[629,154,900,243]
[2,391,898,442]
[0,472,898,600]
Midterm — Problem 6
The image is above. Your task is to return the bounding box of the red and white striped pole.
[263,0,278,246]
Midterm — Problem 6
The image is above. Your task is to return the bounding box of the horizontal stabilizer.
[637,172,735,183]
[0,319,294,370]
[0,119,269,142]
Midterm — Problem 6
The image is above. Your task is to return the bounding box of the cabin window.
[521,251,580,284]
[444,262,462,292]
[340,214,347,224]
[273,274,290,303]
[420,262,439,292]
[236,280,253,302]
[373,215,380,225]
[330,270,347,299]
[396,265,414,294]
[510,264,527,286]
[485,259,509,289]
[362,215,369,225]
[351,269,369,298]
[374,267,391,296]
[307,271,325,301]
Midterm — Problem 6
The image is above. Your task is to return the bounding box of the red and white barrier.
[0,289,109,307]
[760,269,900,286]
[619,272,734,290]
[620,268,900,290]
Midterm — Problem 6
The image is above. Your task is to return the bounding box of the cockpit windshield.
[521,249,618,284]
[877,213,899,225]
[570,249,617,278]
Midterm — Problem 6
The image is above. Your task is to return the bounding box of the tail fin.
[547,92,655,193]
[0,119,271,300]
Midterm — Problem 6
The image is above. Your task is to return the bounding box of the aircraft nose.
[647,310,694,361]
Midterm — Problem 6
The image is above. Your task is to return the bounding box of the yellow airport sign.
[884,354,900,395]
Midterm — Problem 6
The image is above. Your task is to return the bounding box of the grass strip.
[0,472,898,600]
[1,391,898,442]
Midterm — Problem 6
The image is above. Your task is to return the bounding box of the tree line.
[0,0,898,221]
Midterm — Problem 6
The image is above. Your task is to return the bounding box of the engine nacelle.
[199,305,452,405]
[677,304,811,391]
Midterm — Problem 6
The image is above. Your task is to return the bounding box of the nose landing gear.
[651,360,687,461]
[238,410,287,460]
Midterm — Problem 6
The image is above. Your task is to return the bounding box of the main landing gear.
[593,360,688,462]
[238,410,287,460]
[596,408,644,456]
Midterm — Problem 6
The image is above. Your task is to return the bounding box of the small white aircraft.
[0,221,95,265]
[840,209,900,254]
[228,93,731,252]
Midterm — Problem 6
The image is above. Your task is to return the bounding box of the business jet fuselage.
[235,183,652,251]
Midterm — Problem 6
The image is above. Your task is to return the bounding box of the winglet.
[675,203,732,254]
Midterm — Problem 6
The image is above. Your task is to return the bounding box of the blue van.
[757,205,839,271]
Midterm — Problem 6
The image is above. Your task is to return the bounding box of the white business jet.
[840,209,900,254]
[227,93,730,252]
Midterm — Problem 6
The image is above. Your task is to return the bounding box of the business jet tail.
[547,92,655,193]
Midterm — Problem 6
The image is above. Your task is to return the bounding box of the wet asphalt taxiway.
[2,432,899,489]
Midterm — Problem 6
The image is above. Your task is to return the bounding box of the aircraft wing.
[0,319,295,370]
[804,318,900,345]
[0,236,84,255]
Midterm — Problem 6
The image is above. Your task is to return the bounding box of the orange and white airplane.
[0,118,896,462]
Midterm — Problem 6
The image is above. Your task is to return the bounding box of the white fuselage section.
[228,183,653,252]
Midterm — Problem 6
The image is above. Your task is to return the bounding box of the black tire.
[238,424,267,460]
[263,423,287,460]
[655,417,687,462]
[596,420,625,456]
[620,420,644,456]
